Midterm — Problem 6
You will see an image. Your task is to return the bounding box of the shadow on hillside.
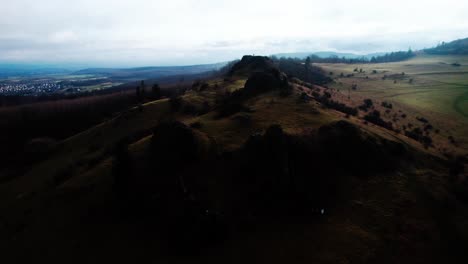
[110,120,410,255]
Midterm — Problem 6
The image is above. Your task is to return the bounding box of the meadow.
[318,53,468,153]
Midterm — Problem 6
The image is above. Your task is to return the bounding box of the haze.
[2,0,468,67]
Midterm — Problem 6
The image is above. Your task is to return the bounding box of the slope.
[0,56,467,264]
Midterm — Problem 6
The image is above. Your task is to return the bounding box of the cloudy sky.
[1,0,468,67]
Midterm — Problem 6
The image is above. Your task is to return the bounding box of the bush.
[416,117,428,123]
[200,83,210,91]
[359,99,373,111]
[405,127,432,147]
[216,89,246,118]
[298,92,311,103]
[169,96,183,112]
[364,110,393,130]
[381,101,393,109]
[316,95,358,116]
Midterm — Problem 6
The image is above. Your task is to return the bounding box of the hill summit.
[228,55,277,76]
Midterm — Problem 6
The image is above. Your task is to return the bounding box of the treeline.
[425,38,468,55]
[272,50,415,65]
[270,57,332,85]
[369,50,415,63]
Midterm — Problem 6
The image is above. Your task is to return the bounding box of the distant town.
[0,75,116,96]
[0,81,67,95]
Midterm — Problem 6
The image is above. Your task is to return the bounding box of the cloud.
[49,31,78,44]
[0,0,467,66]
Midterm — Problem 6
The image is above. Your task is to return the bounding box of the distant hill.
[272,51,386,60]
[74,63,226,81]
[0,64,73,78]
[425,38,468,55]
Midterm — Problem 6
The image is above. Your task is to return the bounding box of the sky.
[1,0,468,67]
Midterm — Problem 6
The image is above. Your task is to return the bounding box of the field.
[318,54,468,154]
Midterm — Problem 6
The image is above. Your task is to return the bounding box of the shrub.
[364,110,393,130]
[424,124,433,131]
[381,101,393,109]
[151,84,162,99]
[316,95,358,116]
[448,136,456,145]
[169,96,183,112]
[416,117,428,123]
[405,127,432,147]
[359,99,373,111]
[298,92,311,103]
[200,83,210,91]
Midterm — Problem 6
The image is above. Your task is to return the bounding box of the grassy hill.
[0,55,467,263]
[425,38,468,55]
[318,53,468,155]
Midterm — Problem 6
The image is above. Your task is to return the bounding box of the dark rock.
[229,55,276,76]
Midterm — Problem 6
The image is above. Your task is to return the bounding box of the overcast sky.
[1,0,468,67]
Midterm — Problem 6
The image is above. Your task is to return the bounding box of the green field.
[318,54,468,152]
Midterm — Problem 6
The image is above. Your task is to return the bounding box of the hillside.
[1,56,467,264]
[425,38,468,55]
[74,63,226,81]
[317,53,468,155]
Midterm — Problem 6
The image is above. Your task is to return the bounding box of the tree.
[305,56,311,68]
[136,86,141,101]
[140,80,146,99]
[305,56,311,82]
[363,99,373,108]
[152,83,161,99]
